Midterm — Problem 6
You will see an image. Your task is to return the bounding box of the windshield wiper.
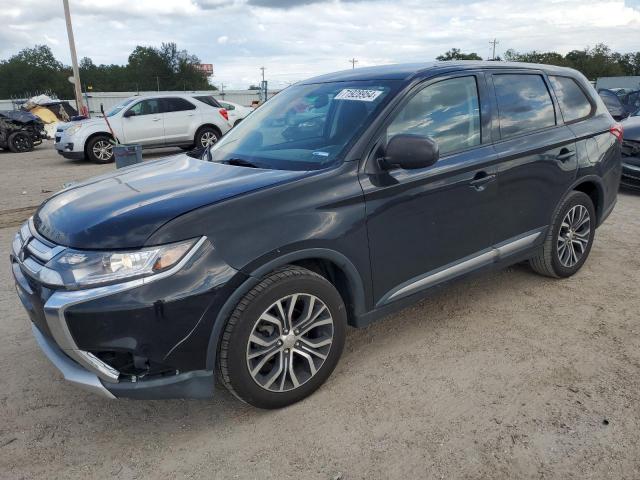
[225,158,260,168]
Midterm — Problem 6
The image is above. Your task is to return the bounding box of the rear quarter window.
[493,74,556,139]
[194,96,222,108]
[549,76,593,122]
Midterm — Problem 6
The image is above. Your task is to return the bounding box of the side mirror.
[123,109,135,118]
[381,134,439,170]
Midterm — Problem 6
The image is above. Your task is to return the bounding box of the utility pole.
[489,38,499,61]
[220,83,226,99]
[156,76,160,92]
[62,0,85,115]
[259,67,267,103]
[349,58,358,69]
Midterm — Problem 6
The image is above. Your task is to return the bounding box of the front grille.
[13,221,65,282]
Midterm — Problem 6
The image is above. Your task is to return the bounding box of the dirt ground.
[1,145,639,479]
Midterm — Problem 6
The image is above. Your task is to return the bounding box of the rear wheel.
[86,135,114,163]
[529,191,596,278]
[218,265,347,409]
[195,126,220,149]
[8,131,33,153]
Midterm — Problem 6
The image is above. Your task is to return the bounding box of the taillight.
[610,123,624,143]
[219,108,229,121]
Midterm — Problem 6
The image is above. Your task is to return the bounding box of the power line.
[349,58,358,69]
[489,38,500,61]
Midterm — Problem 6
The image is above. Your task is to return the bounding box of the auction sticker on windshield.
[335,89,383,102]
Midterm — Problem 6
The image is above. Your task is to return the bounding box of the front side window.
[164,97,196,112]
[127,99,161,116]
[208,80,399,171]
[387,76,481,156]
[549,76,592,122]
[493,74,556,139]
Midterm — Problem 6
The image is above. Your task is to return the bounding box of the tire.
[195,126,220,149]
[218,265,347,409]
[529,191,596,278]
[8,131,34,153]
[233,119,242,127]
[86,135,114,163]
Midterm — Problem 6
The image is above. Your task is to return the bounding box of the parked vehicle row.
[54,94,233,163]
[621,110,640,190]
[12,61,621,408]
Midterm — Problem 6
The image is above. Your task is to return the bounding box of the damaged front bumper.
[11,220,244,399]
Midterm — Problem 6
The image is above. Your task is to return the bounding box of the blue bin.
[113,144,143,169]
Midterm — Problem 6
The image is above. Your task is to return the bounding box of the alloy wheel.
[93,140,113,161]
[200,131,218,147]
[12,133,32,152]
[246,293,334,392]
[557,204,591,268]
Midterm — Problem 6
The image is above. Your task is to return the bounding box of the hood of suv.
[34,155,309,249]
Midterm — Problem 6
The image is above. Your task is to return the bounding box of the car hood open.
[34,155,309,249]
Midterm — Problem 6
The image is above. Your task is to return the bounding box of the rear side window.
[194,95,222,108]
[164,97,196,112]
[549,76,592,122]
[387,76,481,155]
[493,74,556,139]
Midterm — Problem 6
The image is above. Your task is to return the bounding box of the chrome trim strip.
[31,324,115,399]
[379,230,543,306]
[26,237,65,263]
[494,231,542,258]
[622,162,640,172]
[42,236,208,383]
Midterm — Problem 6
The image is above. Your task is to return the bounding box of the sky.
[1,0,640,89]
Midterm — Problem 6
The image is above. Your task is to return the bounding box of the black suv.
[11,62,621,408]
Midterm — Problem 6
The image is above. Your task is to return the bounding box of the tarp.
[30,106,58,124]
[0,110,40,124]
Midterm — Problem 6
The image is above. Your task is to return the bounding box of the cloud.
[1,0,639,89]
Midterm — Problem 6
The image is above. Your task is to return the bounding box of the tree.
[436,48,482,61]
[504,44,635,80]
[0,45,71,99]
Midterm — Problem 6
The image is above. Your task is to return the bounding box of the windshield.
[208,80,399,170]
[106,98,135,117]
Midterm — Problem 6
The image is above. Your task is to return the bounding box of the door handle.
[556,148,576,162]
[152,117,161,122]
[469,172,496,190]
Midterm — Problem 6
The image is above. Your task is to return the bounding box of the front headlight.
[45,238,198,289]
[65,123,83,136]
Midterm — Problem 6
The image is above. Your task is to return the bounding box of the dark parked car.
[11,62,621,408]
[0,110,46,153]
[598,88,639,120]
[621,110,640,189]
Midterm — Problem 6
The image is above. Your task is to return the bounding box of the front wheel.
[218,265,347,409]
[86,135,114,163]
[8,131,34,153]
[529,191,596,278]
